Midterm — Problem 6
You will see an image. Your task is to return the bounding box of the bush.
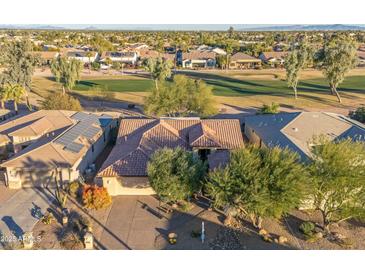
[67,181,81,198]
[299,221,315,236]
[82,185,112,210]
[41,93,82,111]
[257,102,280,114]
[91,62,100,71]
[349,107,365,123]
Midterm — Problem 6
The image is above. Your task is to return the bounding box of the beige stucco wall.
[100,176,155,196]
[5,167,74,189]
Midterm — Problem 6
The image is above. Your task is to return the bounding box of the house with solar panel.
[0,110,117,189]
[243,112,365,161]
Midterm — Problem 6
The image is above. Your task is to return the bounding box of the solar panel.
[65,142,84,153]
[54,112,106,153]
[84,126,100,139]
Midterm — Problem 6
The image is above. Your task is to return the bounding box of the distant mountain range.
[0,24,364,31]
[240,24,365,31]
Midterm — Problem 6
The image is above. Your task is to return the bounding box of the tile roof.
[260,51,288,60]
[244,112,365,160]
[98,118,244,177]
[231,52,261,62]
[0,111,112,169]
[182,50,216,61]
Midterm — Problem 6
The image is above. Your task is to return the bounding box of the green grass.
[180,72,365,97]
[74,79,153,92]
[73,75,365,99]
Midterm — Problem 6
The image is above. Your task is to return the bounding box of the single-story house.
[177,50,217,68]
[138,49,175,64]
[66,51,99,63]
[0,110,117,189]
[243,112,365,161]
[97,117,244,196]
[197,45,226,55]
[259,51,288,66]
[229,52,261,69]
[100,51,138,65]
[32,51,60,65]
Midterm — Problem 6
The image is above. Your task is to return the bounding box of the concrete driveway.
[96,195,215,250]
[97,196,169,250]
[0,187,55,246]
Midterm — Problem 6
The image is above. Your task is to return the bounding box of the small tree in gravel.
[257,102,280,114]
[309,137,365,231]
[206,146,307,228]
[147,147,206,203]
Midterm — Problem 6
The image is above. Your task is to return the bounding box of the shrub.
[349,107,365,123]
[41,93,82,111]
[91,62,100,71]
[67,181,81,198]
[257,102,280,114]
[82,185,112,210]
[299,221,315,236]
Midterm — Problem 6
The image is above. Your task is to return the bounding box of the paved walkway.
[0,188,55,246]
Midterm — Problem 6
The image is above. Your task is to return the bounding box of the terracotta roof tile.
[98,118,244,177]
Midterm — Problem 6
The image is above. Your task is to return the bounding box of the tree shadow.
[1,216,24,238]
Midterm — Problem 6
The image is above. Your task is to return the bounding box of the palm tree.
[4,84,26,114]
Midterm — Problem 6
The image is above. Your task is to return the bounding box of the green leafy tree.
[41,93,82,111]
[206,146,307,227]
[0,40,39,110]
[147,147,206,203]
[145,75,217,117]
[315,35,358,103]
[285,41,312,99]
[349,107,365,123]
[257,102,280,114]
[143,57,173,90]
[309,138,365,231]
[51,56,83,94]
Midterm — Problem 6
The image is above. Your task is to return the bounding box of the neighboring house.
[66,51,99,63]
[229,52,262,69]
[100,51,138,65]
[0,110,117,189]
[259,51,288,66]
[357,50,365,67]
[97,118,244,195]
[244,112,365,161]
[177,50,217,68]
[197,45,226,55]
[137,49,175,65]
[32,51,60,65]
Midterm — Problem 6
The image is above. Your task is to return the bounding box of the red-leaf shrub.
[82,185,112,210]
